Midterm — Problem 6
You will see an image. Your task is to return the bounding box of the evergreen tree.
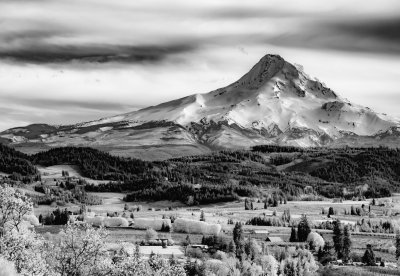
[350,205,356,216]
[319,241,335,265]
[333,219,344,259]
[185,235,192,246]
[245,198,251,210]
[282,209,291,223]
[342,225,352,263]
[233,222,243,258]
[200,210,205,222]
[297,215,311,242]
[272,196,279,207]
[228,240,236,254]
[396,232,400,260]
[328,207,334,218]
[362,245,376,266]
[289,227,297,242]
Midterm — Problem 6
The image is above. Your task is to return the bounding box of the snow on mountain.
[1,54,399,159]
[104,54,398,140]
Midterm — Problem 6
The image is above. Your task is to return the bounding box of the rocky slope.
[1,54,399,160]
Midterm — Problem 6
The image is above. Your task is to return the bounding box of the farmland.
[2,144,400,275]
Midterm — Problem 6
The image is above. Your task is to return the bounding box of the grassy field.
[29,164,400,267]
[320,266,400,276]
[33,192,399,265]
[38,165,110,185]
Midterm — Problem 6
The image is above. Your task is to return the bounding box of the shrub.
[84,216,105,227]
[307,232,325,251]
[133,218,171,231]
[103,217,129,227]
[145,228,158,241]
[173,218,221,235]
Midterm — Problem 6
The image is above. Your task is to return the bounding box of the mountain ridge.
[1,54,399,160]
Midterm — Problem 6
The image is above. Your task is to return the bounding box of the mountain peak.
[230,54,287,90]
[1,53,399,159]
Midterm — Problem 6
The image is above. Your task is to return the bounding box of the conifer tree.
[245,198,251,210]
[289,227,297,242]
[233,222,243,258]
[185,235,192,246]
[351,205,356,216]
[343,225,352,263]
[228,240,236,254]
[333,220,344,259]
[200,210,205,222]
[362,244,376,266]
[396,232,400,260]
[297,215,311,242]
[328,207,334,218]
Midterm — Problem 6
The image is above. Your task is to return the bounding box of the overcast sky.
[1,0,400,131]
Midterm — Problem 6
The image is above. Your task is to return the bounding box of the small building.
[193,184,202,191]
[266,236,284,243]
[190,244,208,249]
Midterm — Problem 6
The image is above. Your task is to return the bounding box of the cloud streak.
[0,43,195,64]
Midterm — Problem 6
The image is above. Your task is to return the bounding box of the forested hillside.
[0,144,39,182]
[1,144,399,203]
[31,147,153,181]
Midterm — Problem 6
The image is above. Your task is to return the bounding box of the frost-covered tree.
[0,186,33,233]
[0,229,51,276]
[51,223,110,276]
[0,257,19,276]
[242,260,262,276]
[306,232,325,251]
[280,249,318,276]
[111,248,186,276]
[0,186,187,276]
[260,255,278,276]
[0,186,52,276]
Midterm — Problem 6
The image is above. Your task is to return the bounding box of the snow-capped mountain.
[1,54,399,160]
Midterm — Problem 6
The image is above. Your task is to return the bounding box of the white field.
[38,165,110,185]
[139,246,184,258]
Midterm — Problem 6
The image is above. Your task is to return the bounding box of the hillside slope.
[1,144,398,202]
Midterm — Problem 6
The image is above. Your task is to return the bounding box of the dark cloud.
[3,96,137,112]
[332,18,400,44]
[1,25,72,45]
[267,17,400,55]
[0,43,196,64]
[207,8,303,19]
